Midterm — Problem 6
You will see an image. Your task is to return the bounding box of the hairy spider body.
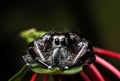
[22,32,95,71]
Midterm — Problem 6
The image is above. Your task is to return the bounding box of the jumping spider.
[22,32,95,71]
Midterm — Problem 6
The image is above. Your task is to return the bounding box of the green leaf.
[31,63,83,75]
[20,28,46,43]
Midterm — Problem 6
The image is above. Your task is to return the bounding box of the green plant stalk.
[8,66,27,81]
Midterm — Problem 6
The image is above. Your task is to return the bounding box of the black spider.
[22,32,95,71]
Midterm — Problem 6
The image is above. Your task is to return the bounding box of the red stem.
[43,75,49,81]
[94,47,120,59]
[79,71,91,81]
[30,73,39,81]
[89,64,105,81]
[95,55,120,79]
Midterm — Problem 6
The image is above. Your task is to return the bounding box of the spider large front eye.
[61,38,66,46]
[54,38,59,45]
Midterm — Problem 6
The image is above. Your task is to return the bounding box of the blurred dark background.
[0,0,120,81]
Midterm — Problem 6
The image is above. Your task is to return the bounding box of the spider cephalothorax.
[22,32,95,71]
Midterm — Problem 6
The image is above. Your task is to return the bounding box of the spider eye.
[54,38,59,45]
[61,38,66,46]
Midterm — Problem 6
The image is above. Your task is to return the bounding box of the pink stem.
[79,71,91,81]
[89,64,105,81]
[96,55,120,79]
[30,73,39,81]
[43,75,49,81]
[94,47,120,59]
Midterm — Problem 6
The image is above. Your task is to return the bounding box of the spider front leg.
[33,41,45,61]
[73,42,88,64]
[23,40,54,70]
[33,41,54,70]
[73,41,95,66]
